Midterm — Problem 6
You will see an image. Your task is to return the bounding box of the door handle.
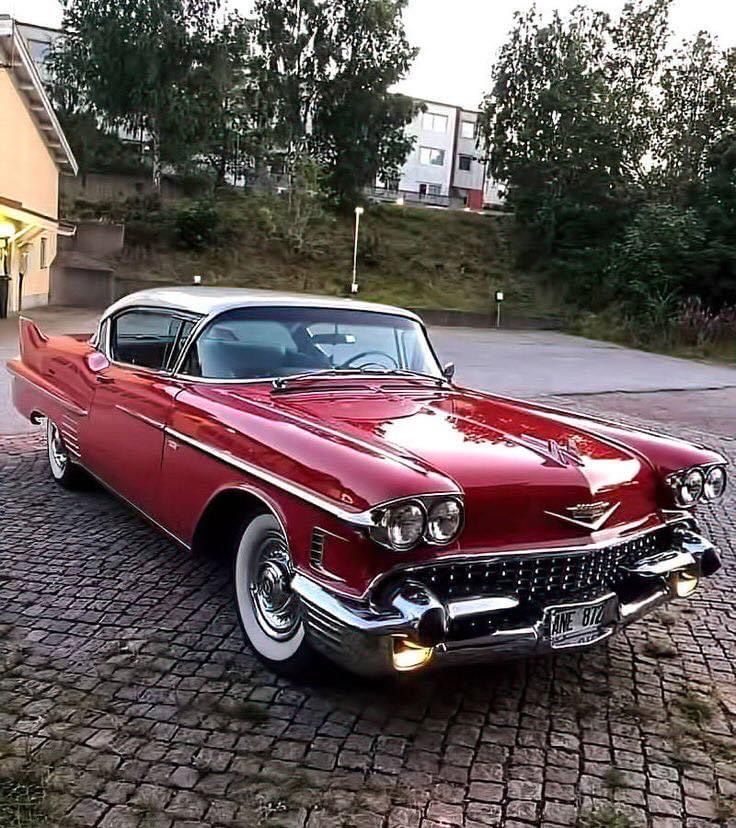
[96,375,114,384]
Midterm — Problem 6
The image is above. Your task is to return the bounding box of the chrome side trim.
[163,426,373,525]
[114,404,166,431]
[10,369,88,417]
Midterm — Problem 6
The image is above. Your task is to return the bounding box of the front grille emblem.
[545,501,620,531]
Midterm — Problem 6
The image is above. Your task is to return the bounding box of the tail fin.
[18,316,49,363]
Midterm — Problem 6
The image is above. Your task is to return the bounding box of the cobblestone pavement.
[1,411,735,828]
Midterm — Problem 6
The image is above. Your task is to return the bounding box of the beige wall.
[0,71,59,219]
[0,69,61,311]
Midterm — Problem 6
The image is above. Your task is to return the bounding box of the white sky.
[5,0,736,110]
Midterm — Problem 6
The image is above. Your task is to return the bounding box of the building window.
[28,39,50,64]
[461,120,476,139]
[419,146,445,167]
[458,155,473,171]
[40,237,48,269]
[419,183,442,197]
[422,112,448,132]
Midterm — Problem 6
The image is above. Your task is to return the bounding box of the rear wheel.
[233,514,316,676]
[46,419,86,489]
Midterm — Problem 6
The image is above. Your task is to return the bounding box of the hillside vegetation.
[99,192,560,320]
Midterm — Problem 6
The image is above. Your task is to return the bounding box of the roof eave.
[0,16,78,176]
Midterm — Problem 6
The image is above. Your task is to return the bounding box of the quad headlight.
[667,465,727,507]
[379,501,426,551]
[426,498,463,544]
[370,496,464,551]
[704,466,727,501]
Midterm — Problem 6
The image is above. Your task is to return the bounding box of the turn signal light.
[392,639,434,671]
[671,567,699,598]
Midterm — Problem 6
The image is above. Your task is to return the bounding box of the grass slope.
[117,195,560,319]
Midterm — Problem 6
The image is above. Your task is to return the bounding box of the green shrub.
[174,201,220,250]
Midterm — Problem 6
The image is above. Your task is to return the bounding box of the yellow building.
[0,16,77,317]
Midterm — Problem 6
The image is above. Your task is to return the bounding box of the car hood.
[256,382,661,549]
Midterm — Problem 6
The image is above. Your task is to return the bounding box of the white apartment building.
[375,99,503,209]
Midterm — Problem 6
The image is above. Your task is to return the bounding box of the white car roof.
[102,286,422,323]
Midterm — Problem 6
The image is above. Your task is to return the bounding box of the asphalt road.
[1,306,736,435]
[431,326,736,397]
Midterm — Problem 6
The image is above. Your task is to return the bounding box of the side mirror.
[442,362,455,381]
[86,351,110,373]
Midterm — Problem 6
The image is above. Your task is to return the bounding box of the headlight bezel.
[369,495,464,552]
[666,463,728,508]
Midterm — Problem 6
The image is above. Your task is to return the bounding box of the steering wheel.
[338,351,400,370]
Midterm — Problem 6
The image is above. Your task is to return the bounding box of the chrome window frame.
[94,305,203,376]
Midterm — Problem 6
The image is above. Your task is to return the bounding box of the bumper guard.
[291,527,721,676]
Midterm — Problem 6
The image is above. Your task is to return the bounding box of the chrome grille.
[381,526,674,608]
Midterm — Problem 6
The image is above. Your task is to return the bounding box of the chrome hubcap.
[250,533,300,640]
[49,422,68,473]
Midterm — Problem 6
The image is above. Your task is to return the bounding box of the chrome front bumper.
[291,528,722,676]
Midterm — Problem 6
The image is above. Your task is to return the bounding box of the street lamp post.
[351,206,364,295]
[0,220,16,320]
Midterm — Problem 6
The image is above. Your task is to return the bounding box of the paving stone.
[1,421,735,828]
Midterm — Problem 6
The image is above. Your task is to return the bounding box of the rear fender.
[18,316,49,369]
[9,318,95,434]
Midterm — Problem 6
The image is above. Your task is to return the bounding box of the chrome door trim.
[114,404,166,431]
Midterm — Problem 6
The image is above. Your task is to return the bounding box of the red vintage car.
[9,287,726,676]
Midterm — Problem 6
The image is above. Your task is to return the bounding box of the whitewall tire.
[233,513,315,675]
[46,419,85,489]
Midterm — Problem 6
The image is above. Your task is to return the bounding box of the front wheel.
[46,419,86,489]
[233,514,316,676]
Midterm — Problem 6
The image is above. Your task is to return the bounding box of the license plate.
[547,594,617,649]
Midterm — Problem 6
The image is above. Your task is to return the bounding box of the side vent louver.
[310,529,326,569]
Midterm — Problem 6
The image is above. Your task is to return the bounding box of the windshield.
[180,306,442,381]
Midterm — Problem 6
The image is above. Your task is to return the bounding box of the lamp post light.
[0,220,16,320]
[351,206,364,295]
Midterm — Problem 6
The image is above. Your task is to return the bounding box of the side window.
[111,310,182,370]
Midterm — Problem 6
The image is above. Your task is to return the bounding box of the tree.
[479,0,736,334]
[653,35,736,198]
[478,1,675,304]
[195,15,258,186]
[49,0,222,189]
[479,6,620,281]
[251,0,418,206]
